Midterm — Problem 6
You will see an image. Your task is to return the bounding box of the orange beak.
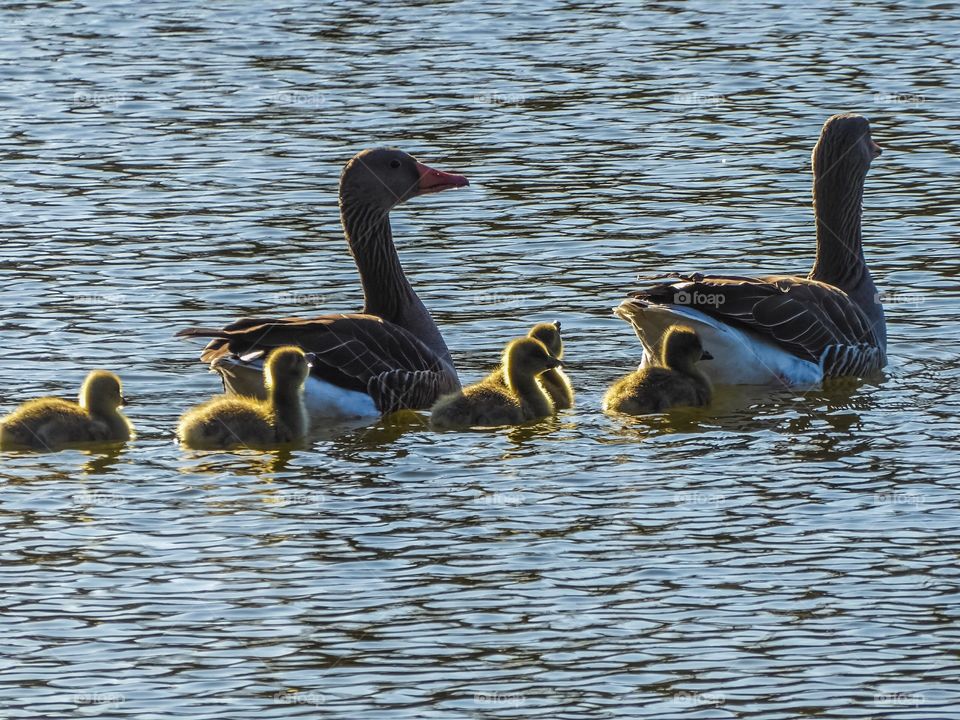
[416,162,469,194]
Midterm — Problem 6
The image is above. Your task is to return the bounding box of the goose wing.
[178,314,460,413]
[630,274,885,376]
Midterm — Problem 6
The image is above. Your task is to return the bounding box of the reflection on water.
[178,447,298,477]
[1,0,959,717]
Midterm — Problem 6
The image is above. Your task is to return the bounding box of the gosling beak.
[550,358,564,370]
[553,320,562,331]
[120,395,133,406]
[871,140,882,159]
[416,161,469,195]
[700,350,714,361]
[303,352,317,369]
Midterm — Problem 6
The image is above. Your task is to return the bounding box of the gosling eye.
[389,159,401,169]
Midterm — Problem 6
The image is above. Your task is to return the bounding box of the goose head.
[339,148,468,212]
[80,371,126,415]
[812,114,881,183]
[661,326,712,372]
[264,346,310,392]
[528,321,564,360]
[504,337,563,379]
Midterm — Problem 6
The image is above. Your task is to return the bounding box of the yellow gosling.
[0,371,133,451]
[603,325,712,415]
[431,337,561,429]
[178,347,310,450]
[527,321,574,409]
[489,321,574,409]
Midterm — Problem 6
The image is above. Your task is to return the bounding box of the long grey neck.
[339,197,455,371]
[809,166,867,290]
[808,165,886,347]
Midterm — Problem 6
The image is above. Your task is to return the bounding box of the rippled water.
[1,0,959,717]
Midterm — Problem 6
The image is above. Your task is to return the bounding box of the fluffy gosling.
[489,321,573,408]
[178,346,310,449]
[512,321,574,409]
[431,337,561,429]
[603,325,712,415]
[0,371,133,451]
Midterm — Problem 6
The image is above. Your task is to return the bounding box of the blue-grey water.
[1,1,959,717]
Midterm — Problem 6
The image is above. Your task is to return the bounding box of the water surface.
[1,1,959,717]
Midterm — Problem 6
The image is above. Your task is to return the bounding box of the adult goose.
[616,113,886,387]
[178,148,468,418]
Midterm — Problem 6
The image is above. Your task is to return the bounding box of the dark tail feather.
[198,339,233,363]
[177,317,283,339]
[176,327,233,363]
[176,326,227,339]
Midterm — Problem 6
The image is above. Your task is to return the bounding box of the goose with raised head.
[604,325,712,414]
[178,148,469,420]
[489,321,574,409]
[430,337,561,429]
[0,371,133,451]
[618,114,886,387]
[177,346,311,449]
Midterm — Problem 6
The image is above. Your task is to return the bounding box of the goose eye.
[389,159,401,169]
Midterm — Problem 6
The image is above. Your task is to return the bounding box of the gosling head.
[79,370,126,415]
[504,337,563,379]
[528,321,564,360]
[264,346,311,391]
[661,326,712,372]
[340,148,468,213]
[813,113,881,184]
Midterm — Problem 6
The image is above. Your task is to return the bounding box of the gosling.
[0,370,133,451]
[490,321,573,410]
[431,337,562,429]
[603,325,713,415]
[177,346,310,449]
